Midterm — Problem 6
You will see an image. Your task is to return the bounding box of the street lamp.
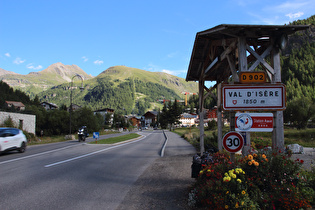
[69,74,84,135]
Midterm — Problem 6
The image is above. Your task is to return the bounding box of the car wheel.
[18,142,26,153]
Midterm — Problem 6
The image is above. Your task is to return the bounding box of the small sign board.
[93,132,99,139]
[239,71,266,83]
[235,113,273,132]
[222,131,244,153]
[222,84,286,111]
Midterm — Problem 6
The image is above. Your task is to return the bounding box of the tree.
[284,97,315,129]
[159,100,182,130]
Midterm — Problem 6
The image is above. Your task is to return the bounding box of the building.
[41,102,58,110]
[94,108,115,125]
[179,113,197,127]
[5,101,25,111]
[206,107,218,121]
[128,116,141,128]
[0,111,36,134]
[143,111,158,127]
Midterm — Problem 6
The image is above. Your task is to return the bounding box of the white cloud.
[94,60,104,65]
[82,56,88,62]
[167,52,178,58]
[13,57,26,65]
[286,12,304,19]
[162,69,187,77]
[5,53,10,57]
[26,63,43,70]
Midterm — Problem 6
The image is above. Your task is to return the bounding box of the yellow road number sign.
[240,72,266,83]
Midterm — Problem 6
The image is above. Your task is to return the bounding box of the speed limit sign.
[222,131,244,153]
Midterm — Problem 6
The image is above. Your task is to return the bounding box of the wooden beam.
[247,45,274,74]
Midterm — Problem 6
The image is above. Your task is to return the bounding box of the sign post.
[235,113,273,132]
[93,132,99,144]
[222,131,244,164]
[222,84,286,111]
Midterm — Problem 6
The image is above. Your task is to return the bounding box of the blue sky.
[0,0,314,79]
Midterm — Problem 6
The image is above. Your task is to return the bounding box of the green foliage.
[1,116,16,127]
[159,100,182,130]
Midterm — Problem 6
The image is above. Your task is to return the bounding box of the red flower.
[300,160,304,164]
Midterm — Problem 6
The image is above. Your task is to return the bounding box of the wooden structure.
[186,24,309,154]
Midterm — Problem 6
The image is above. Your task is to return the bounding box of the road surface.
[0,130,167,210]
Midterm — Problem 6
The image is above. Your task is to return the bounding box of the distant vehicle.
[0,128,27,154]
[78,126,88,142]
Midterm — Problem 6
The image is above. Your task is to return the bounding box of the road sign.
[222,84,286,110]
[240,71,266,83]
[93,132,99,139]
[235,113,273,132]
[222,131,244,153]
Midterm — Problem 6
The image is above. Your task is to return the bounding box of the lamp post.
[69,74,84,136]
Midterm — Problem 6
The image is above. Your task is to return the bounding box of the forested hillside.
[282,15,315,128]
[35,66,193,115]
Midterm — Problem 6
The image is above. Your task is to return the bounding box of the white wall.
[0,112,36,134]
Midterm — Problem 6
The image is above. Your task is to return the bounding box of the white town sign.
[222,84,286,111]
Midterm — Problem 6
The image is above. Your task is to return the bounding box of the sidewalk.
[117,130,196,210]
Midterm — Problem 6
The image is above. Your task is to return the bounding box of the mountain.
[0,68,18,76]
[0,62,94,97]
[22,65,198,115]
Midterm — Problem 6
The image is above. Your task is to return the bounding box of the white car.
[0,128,27,153]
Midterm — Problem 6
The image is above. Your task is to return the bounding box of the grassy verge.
[28,130,119,145]
[174,127,315,149]
[89,133,141,144]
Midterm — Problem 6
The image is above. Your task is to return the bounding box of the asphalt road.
[0,130,166,210]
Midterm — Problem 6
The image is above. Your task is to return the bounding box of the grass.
[89,133,141,144]
[174,127,315,148]
[28,130,119,145]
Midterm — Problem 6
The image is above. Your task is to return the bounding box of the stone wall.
[0,111,36,134]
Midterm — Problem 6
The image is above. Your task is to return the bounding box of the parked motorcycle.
[78,126,88,142]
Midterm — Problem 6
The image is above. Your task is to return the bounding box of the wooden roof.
[186,24,309,82]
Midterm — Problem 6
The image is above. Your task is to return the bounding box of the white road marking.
[0,145,77,165]
[44,134,148,168]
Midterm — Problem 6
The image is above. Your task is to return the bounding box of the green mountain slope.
[36,66,198,115]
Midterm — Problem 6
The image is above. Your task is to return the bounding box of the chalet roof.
[5,101,25,107]
[41,102,58,108]
[94,108,115,112]
[186,24,310,82]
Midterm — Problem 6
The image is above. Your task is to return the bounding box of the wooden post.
[199,79,205,154]
[271,45,285,152]
[238,36,251,155]
[217,83,223,151]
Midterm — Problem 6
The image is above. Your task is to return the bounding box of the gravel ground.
[117,154,194,210]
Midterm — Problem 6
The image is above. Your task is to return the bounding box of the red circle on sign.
[222,131,244,153]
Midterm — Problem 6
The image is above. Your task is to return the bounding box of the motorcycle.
[78,126,88,142]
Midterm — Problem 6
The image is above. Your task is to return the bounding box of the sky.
[0,0,314,79]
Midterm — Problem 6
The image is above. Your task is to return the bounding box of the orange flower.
[248,161,253,165]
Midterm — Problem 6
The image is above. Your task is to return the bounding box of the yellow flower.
[226,191,229,194]
[235,202,239,208]
[225,205,229,209]
[199,170,203,174]
[237,179,242,183]
[241,201,244,206]
[207,169,211,173]
[231,174,237,179]
[242,190,246,195]
[248,154,253,160]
